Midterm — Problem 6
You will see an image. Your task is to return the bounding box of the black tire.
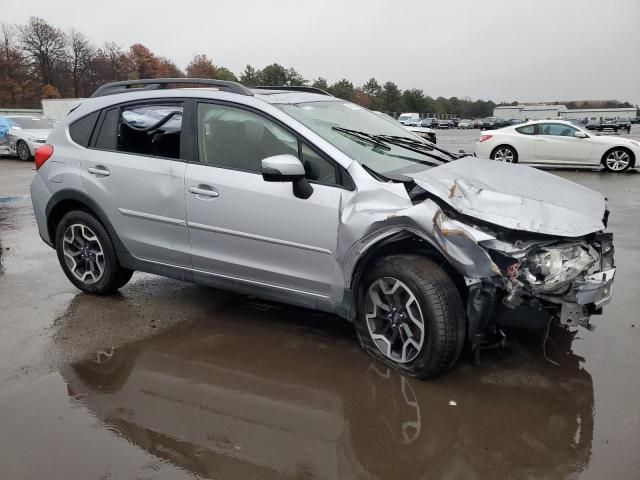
[16,140,33,161]
[490,144,518,163]
[355,255,466,379]
[55,210,134,294]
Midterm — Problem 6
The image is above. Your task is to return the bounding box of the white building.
[560,107,637,121]
[494,104,567,120]
[494,104,636,121]
[493,105,523,119]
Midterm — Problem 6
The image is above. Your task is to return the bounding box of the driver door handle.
[88,166,110,176]
[188,185,219,198]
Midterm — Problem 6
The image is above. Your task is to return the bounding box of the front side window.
[301,142,337,184]
[197,103,298,173]
[539,123,578,137]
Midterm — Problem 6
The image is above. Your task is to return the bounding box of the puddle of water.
[0,298,594,480]
[0,194,30,205]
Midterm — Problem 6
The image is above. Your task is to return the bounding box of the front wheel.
[491,145,518,163]
[16,140,33,161]
[55,210,134,294]
[603,148,632,172]
[356,255,466,379]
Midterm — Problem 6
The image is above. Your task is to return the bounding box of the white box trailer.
[41,98,83,121]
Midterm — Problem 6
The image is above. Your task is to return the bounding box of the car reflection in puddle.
[45,297,593,480]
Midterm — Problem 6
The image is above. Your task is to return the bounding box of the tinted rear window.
[69,111,99,147]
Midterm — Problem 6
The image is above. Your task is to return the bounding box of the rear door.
[535,123,592,163]
[184,101,345,299]
[79,101,190,267]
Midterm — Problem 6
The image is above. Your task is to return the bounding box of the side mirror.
[575,131,588,138]
[261,154,313,199]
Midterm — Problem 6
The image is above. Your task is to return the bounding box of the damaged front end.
[430,208,616,354]
[471,232,615,345]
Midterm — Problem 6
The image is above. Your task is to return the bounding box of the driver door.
[185,102,345,300]
[535,123,592,163]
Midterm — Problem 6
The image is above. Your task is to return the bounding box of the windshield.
[8,117,52,129]
[277,101,451,175]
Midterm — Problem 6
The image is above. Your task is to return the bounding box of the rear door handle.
[188,185,219,198]
[88,166,110,176]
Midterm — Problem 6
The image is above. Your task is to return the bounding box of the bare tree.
[68,29,95,97]
[19,17,67,90]
[0,23,33,107]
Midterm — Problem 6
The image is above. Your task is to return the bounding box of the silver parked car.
[30,79,616,378]
[3,115,53,160]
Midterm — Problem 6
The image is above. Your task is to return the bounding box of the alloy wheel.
[605,150,630,171]
[365,277,425,363]
[17,141,30,161]
[62,224,105,284]
[494,147,515,162]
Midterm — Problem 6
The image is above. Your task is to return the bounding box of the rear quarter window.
[69,111,99,147]
[516,125,535,135]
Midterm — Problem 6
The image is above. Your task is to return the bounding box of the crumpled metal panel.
[337,172,502,285]
[404,157,606,237]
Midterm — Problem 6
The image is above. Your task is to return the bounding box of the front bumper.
[559,268,615,327]
[26,139,46,154]
[477,232,616,333]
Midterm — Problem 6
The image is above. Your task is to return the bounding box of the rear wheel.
[356,255,465,379]
[491,145,518,163]
[603,148,632,172]
[16,140,32,161]
[55,210,134,294]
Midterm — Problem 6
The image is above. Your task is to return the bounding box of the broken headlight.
[522,245,599,291]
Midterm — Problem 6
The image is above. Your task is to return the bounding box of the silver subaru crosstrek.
[31,78,616,378]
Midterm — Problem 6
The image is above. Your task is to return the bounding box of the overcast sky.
[5,0,640,105]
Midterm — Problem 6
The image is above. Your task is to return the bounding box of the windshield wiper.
[375,135,460,161]
[332,126,452,167]
[361,164,415,185]
[332,126,391,150]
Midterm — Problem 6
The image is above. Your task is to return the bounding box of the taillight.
[479,135,493,142]
[34,144,54,170]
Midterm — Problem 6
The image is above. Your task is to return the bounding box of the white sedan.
[474,120,639,172]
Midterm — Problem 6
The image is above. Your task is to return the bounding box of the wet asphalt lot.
[0,129,639,479]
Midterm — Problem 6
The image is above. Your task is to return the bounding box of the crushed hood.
[406,157,606,237]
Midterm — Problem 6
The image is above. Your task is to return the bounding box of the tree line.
[1,17,636,118]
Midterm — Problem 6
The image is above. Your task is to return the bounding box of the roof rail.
[253,86,333,96]
[90,78,254,98]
